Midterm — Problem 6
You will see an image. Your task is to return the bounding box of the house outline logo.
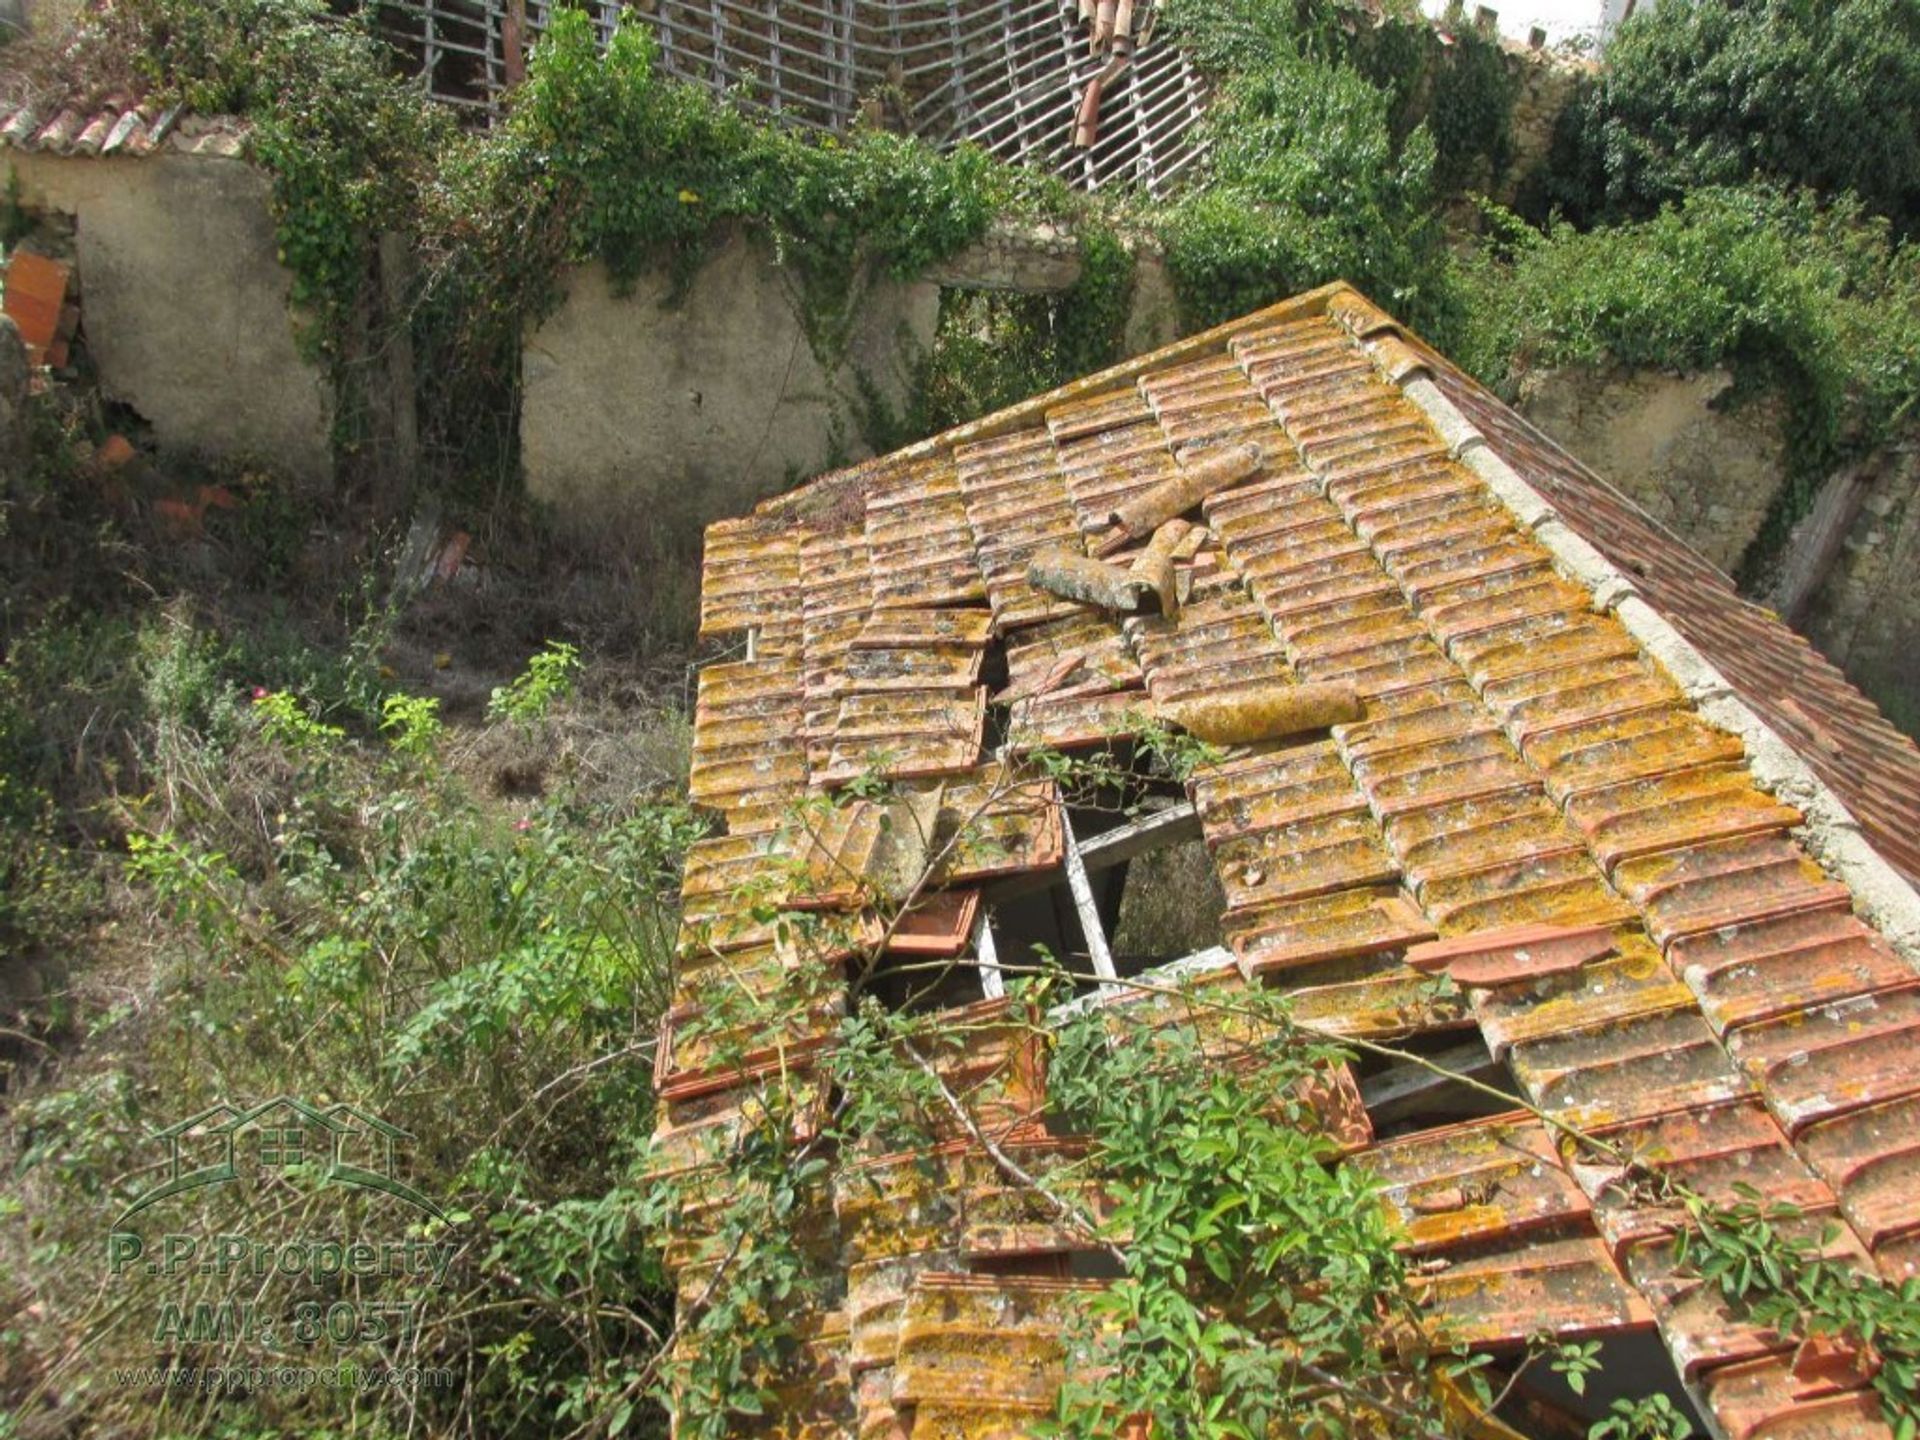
[118,1096,447,1224]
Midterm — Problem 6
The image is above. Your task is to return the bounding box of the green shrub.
[1160,47,1461,342]
[1546,0,1920,230]
[1459,186,1920,571]
[5,629,702,1436]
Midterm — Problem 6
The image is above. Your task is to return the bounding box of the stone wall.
[1516,364,1789,573]
[1500,45,1589,204]
[5,148,335,487]
[520,231,940,544]
[1803,450,1920,736]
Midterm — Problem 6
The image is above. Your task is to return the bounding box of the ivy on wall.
[40,0,1920,563]
[1458,187,1920,578]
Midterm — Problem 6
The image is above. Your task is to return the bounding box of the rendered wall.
[1518,364,1789,574]
[1518,358,1920,741]
[4,149,334,487]
[1804,452,1920,737]
[521,233,940,543]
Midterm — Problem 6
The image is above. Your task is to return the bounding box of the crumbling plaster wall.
[521,232,940,543]
[4,149,334,487]
[1802,450,1920,737]
[519,222,1190,548]
[1517,364,1790,574]
[1517,359,1920,741]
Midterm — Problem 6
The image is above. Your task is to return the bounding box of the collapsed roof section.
[658,281,1920,1438]
[372,0,1210,192]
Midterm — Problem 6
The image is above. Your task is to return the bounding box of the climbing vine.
[646,734,1920,1439]
[1456,186,1920,579]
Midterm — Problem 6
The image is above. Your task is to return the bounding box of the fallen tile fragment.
[1158,679,1362,744]
[1027,547,1156,613]
[1101,441,1263,548]
[1404,922,1616,987]
[1127,518,1187,619]
[2,252,70,366]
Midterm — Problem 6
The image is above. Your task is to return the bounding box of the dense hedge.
[1530,0,1920,231]
[1155,21,1463,345]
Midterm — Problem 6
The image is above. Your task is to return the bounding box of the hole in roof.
[977,629,1009,693]
[1355,1029,1523,1139]
[985,886,1109,998]
[1488,1331,1708,1438]
[969,1253,1073,1280]
[1067,1249,1127,1282]
[863,950,987,1015]
[1107,833,1226,978]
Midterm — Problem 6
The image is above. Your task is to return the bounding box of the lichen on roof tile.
[663,280,1920,1439]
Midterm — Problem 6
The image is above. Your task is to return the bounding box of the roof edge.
[1376,339,1920,966]
[758,282,1354,519]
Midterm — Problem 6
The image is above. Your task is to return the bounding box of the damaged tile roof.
[657,281,1920,1438]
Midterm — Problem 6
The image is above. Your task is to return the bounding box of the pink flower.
[514,818,532,832]
[251,687,268,700]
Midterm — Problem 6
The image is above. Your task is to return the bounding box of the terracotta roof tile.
[0,102,218,158]
[665,282,1920,1437]
[1416,344,1920,890]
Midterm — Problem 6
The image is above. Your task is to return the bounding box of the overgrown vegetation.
[915,220,1138,432]
[1157,40,1457,339]
[9,0,1920,1435]
[1,379,706,1435]
[1459,186,1920,575]
[417,8,1024,484]
[1530,0,1920,233]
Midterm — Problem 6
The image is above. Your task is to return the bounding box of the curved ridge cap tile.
[1326,288,1401,340]
[1363,332,1432,387]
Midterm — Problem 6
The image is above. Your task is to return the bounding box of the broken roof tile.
[1404,922,1616,988]
[667,281,1920,1440]
[1354,1113,1592,1256]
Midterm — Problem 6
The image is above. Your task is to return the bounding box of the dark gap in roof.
[984,882,1108,998]
[1108,833,1226,978]
[1067,1249,1127,1282]
[978,630,1010,694]
[863,950,986,1015]
[1494,1330,1708,1438]
[1355,1030,1521,1139]
[969,1253,1072,1280]
[982,698,1011,754]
